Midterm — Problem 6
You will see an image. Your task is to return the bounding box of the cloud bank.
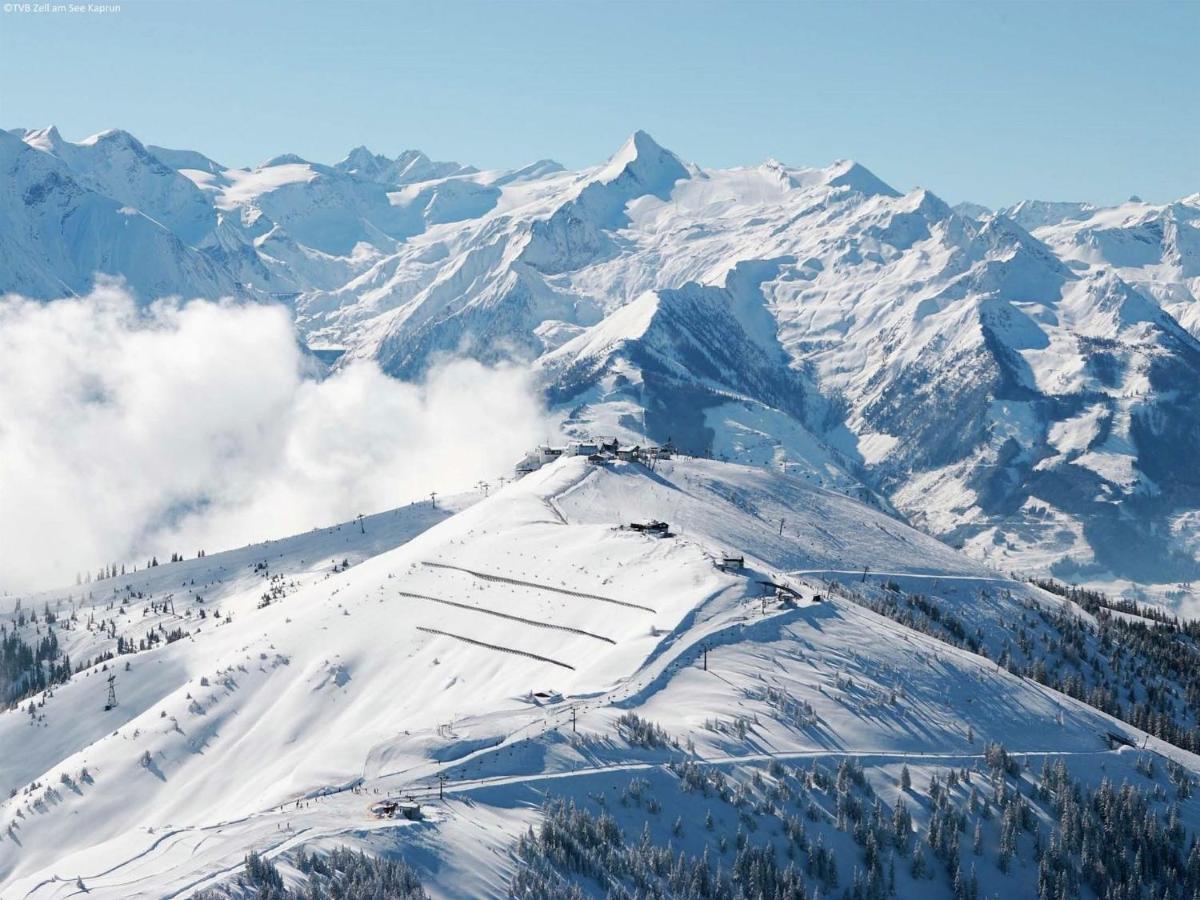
[0,284,558,593]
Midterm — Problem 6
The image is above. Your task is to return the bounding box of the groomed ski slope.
[0,494,477,802]
[2,456,1199,898]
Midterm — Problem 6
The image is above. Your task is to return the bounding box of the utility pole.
[571,705,577,732]
[861,565,870,583]
[437,772,447,800]
[429,491,437,508]
[104,673,117,711]
[356,513,365,535]
[702,644,708,671]
[779,517,785,537]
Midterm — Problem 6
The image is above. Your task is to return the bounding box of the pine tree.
[910,844,926,879]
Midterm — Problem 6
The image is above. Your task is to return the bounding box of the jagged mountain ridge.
[0,129,241,300]
[4,125,1200,594]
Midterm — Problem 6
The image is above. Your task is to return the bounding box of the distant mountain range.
[4,124,1199,595]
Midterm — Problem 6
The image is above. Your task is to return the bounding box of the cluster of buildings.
[516,439,674,476]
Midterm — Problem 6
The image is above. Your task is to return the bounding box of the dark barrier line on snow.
[421,561,655,613]
[397,591,616,644]
[415,626,576,670]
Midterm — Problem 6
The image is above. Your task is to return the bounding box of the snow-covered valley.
[4,455,1200,899]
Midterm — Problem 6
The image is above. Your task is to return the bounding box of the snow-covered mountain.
[6,454,1200,899]
[333,145,478,185]
[0,129,240,300]
[4,125,1200,597]
[1023,197,1200,331]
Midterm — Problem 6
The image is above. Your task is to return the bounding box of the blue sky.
[2,0,1195,207]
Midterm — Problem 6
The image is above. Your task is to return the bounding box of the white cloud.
[0,283,558,592]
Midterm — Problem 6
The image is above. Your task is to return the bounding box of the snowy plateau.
[3,126,1200,899]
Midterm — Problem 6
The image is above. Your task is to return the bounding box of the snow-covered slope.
[19,127,217,247]
[0,130,240,300]
[4,455,1200,899]
[284,135,1200,595]
[5,125,1200,597]
[1026,196,1200,331]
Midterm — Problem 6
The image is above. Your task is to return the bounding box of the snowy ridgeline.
[2,456,1200,898]
[7,124,1200,595]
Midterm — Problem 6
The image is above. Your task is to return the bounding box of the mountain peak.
[333,146,473,184]
[147,144,227,175]
[999,199,1095,230]
[342,144,377,163]
[260,152,311,168]
[824,159,899,198]
[335,144,386,177]
[22,124,62,144]
[19,125,67,158]
[599,131,653,175]
[953,200,993,220]
[628,128,663,154]
[901,186,953,219]
[80,127,141,148]
[593,130,689,199]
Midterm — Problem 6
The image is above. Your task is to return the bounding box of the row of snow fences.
[415,626,576,670]
[421,560,656,612]
[397,589,616,643]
